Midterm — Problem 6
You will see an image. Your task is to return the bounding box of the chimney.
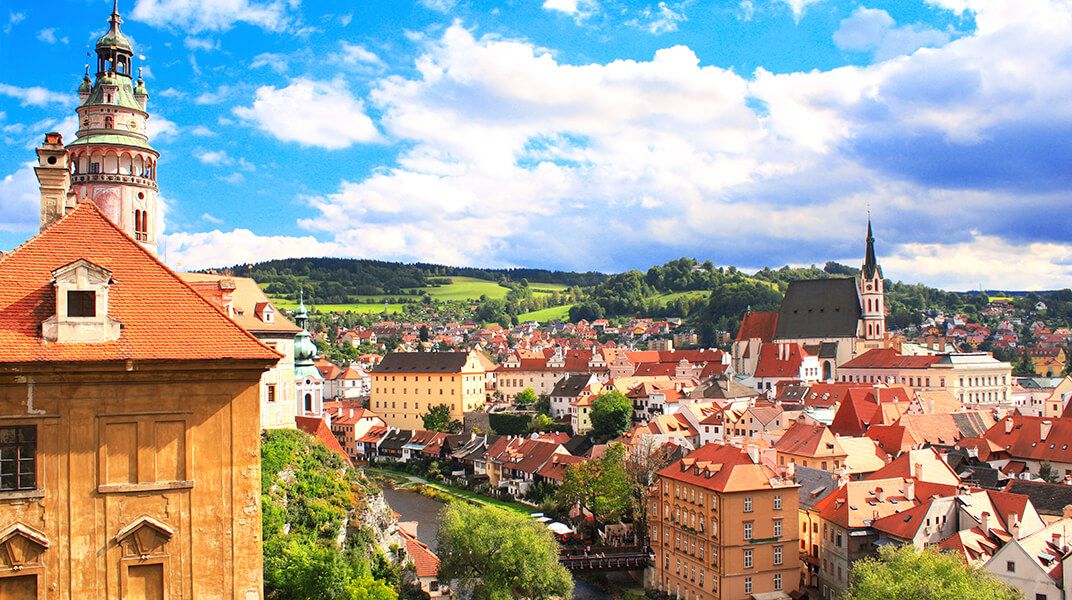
[905,479,915,502]
[1005,418,1014,434]
[350,408,355,418]
[913,462,924,481]
[980,511,990,536]
[35,132,73,230]
[1063,505,1072,520]
[875,486,885,502]
[745,444,759,464]
[1041,420,1053,441]
[1008,514,1020,539]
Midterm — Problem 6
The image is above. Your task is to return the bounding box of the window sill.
[98,480,194,494]
[0,489,46,501]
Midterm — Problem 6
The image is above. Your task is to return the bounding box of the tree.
[437,502,573,600]
[589,389,632,440]
[534,393,551,416]
[421,404,453,432]
[515,387,538,406]
[556,443,634,524]
[531,413,554,432]
[1039,460,1062,483]
[842,544,1021,600]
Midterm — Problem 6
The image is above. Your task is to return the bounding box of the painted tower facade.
[36,1,161,255]
[859,218,886,340]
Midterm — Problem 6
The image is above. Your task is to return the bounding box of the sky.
[1,0,1071,291]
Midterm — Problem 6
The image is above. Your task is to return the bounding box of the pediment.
[0,523,49,568]
[115,515,173,558]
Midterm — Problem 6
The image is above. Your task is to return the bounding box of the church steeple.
[859,216,886,341]
[37,0,163,256]
[862,217,881,281]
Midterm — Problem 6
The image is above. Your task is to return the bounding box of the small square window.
[0,425,37,492]
[68,290,96,317]
[1007,561,1015,573]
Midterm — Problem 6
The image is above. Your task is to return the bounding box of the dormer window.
[42,259,121,343]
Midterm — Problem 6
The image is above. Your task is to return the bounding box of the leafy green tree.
[534,393,551,416]
[515,387,538,406]
[437,502,573,600]
[531,413,554,432]
[421,404,453,432]
[590,390,632,440]
[842,544,1022,600]
[1039,460,1062,483]
[557,443,634,524]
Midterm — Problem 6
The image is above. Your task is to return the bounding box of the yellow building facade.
[370,351,487,429]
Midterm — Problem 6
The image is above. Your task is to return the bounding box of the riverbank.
[364,467,534,516]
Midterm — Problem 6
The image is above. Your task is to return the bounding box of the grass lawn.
[422,276,512,301]
[654,290,709,302]
[272,300,404,314]
[518,304,574,322]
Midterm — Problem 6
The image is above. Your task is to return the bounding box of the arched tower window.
[134,210,148,241]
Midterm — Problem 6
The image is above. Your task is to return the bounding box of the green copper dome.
[96,2,133,53]
[78,75,92,94]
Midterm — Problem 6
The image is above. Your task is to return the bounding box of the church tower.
[859,217,885,340]
[37,1,161,255]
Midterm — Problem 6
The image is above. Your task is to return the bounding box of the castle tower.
[859,217,885,340]
[39,1,161,255]
[292,294,324,417]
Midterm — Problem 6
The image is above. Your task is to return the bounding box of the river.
[377,483,618,600]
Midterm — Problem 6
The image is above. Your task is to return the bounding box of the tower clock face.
[128,119,139,130]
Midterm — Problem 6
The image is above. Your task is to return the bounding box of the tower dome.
[292,293,320,378]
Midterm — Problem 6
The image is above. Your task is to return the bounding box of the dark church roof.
[774,278,862,340]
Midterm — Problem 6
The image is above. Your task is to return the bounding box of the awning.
[547,522,574,535]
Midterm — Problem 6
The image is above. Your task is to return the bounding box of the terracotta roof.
[937,527,1001,563]
[0,203,279,364]
[752,343,810,378]
[774,422,845,459]
[179,273,301,334]
[295,416,354,467]
[536,453,586,481]
[657,443,796,493]
[736,311,778,342]
[400,529,440,578]
[864,448,961,485]
[839,348,942,370]
[981,416,1072,464]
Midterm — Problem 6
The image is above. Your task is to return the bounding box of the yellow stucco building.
[370,351,487,429]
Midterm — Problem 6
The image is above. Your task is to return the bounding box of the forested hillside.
[211,256,1072,336]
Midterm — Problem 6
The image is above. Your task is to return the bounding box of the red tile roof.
[752,343,809,378]
[736,311,778,342]
[295,416,354,467]
[839,348,942,370]
[657,443,795,493]
[981,416,1072,463]
[0,203,279,364]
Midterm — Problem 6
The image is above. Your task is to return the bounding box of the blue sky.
[1,0,1070,291]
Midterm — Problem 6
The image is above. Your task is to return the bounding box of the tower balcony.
[71,173,157,189]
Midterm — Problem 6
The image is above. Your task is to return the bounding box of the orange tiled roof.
[657,443,795,493]
[0,203,279,364]
[736,311,778,342]
[296,416,354,467]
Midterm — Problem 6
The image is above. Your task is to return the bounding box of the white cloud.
[189,125,216,136]
[0,162,40,233]
[779,0,824,20]
[883,235,1072,291]
[834,7,950,61]
[194,85,231,105]
[251,52,289,73]
[737,1,755,21]
[37,28,68,44]
[0,83,74,108]
[164,229,345,271]
[334,42,384,66]
[628,2,687,34]
[130,0,297,33]
[147,114,179,141]
[543,0,579,13]
[196,149,232,165]
[419,0,458,12]
[233,78,380,149]
[4,11,25,34]
[200,212,223,224]
[183,36,220,51]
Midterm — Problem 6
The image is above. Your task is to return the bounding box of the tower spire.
[862,215,879,280]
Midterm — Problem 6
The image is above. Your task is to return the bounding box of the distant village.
[3,4,1072,600]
